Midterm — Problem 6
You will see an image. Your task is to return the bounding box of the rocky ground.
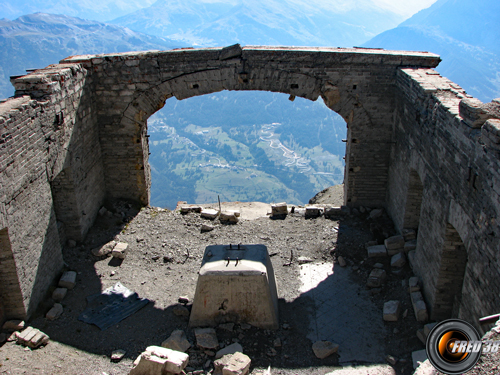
[0,187,496,375]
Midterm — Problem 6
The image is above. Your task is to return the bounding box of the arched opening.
[403,169,424,231]
[147,91,347,209]
[0,228,25,320]
[432,223,468,320]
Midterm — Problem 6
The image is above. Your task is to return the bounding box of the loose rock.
[111,242,128,259]
[2,320,25,332]
[391,252,406,268]
[111,349,126,362]
[367,245,387,258]
[130,346,189,375]
[337,256,346,267]
[271,202,287,216]
[195,327,219,349]
[46,303,63,320]
[58,271,77,289]
[52,287,67,302]
[383,300,401,321]
[162,330,191,353]
[216,342,243,359]
[367,268,387,288]
[91,240,116,257]
[312,341,339,359]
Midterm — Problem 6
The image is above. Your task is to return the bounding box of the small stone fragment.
[216,343,243,359]
[337,256,346,267]
[201,208,219,220]
[312,341,339,359]
[195,327,219,349]
[201,224,215,232]
[178,296,189,304]
[58,271,77,289]
[181,205,202,214]
[367,245,387,258]
[91,240,116,257]
[111,349,126,362]
[386,355,397,365]
[52,287,68,302]
[383,300,401,321]
[391,252,406,268]
[2,320,25,332]
[111,242,128,259]
[162,330,191,353]
[297,256,313,264]
[273,338,282,347]
[46,303,63,321]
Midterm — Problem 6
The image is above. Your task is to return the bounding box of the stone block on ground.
[402,228,416,241]
[411,292,429,322]
[112,242,128,259]
[384,235,405,250]
[222,352,251,375]
[409,277,420,292]
[369,208,383,219]
[195,327,218,349]
[52,287,67,302]
[58,271,77,289]
[91,240,116,257]
[312,340,339,359]
[130,346,189,375]
[391,252,406,268]
[305,206,321,218]
[271,202,287,216]
[383,300,401,321]
[216,342,243,359]
[2,320,25,331]
[404,240,417,253]
[367,268,387,288]
[201,208,219,220]
[46,303,63,320]
[111,349,126,362]
[424,322,438,337]
[15,326,50,349]
[162,330,191,352]
[412,349,428,370]
[324,207,342,219]
[180,205,202,214]
[367,245,387,258]
[220,211,239,223]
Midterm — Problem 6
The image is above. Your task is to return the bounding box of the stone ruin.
[0,44,499,333]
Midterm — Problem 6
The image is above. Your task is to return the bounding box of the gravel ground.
[1,190,492,375]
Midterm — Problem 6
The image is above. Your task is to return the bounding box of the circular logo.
[426,319,482,374]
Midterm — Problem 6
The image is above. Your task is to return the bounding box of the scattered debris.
[367,268,387,288]
[46,303,63,321]
[410,292,429,322]
[15,327,49,349]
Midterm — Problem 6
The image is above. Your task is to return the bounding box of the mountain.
[110,0,403,47]
[0,13,186,99]
[0,0,156,23]
[363,0,500,102]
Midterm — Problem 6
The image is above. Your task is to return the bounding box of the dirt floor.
[0,187,449,375]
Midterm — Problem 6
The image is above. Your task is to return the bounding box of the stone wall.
[1,45,498,327]
[388,67,500,328]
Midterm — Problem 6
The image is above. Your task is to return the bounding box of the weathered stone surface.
[324,207,342,219]
[15,326,49,348]
[58,271,77,289]
[111,349,126,362]
[219,212,239,223]
[2,320,25,331]
[367,245,387,258]
[52,288,67,303]
[216,342,243,359]
[305,206,321,218]
[162,330,191,353]
[271,202,287,216]
[312,341,339,359]
[201,224,215,232]
[384,235,405,250]
[391,252,406,268]
[46,303,63,320]
[201,208,219,220]
[180,205,202,214]
[219,43,243,61]
[194,327,218,349]
[383,300,401,321]
[369,208,383,219]
[402,228,416,241]
[112,242,128,259]
[130,346,189,375]
[367,269,387,288]
[411,292,429,322]
[409,277,420,292]
[217,352,251,375]
[404,240,417,253]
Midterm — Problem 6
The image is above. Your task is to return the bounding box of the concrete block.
[367,245,387,258]
[216,342,243,359]
[220,211,239,223]
[271,202,287,216]
[391,252,406,268]
[305,206,321,218]
[52,287,67,302]
[194,327,219,349]
[59,271,77,289]
[312,341,339,359]
[223,353,251,375]
[162,330,191,352]
[411,292,429,322]
[201,208,219,220]
[112,242,128,259]
[130,346,189,375]
[46,303,63,320]
[383,300,401,321]
[367,269,386,288]
[180,205,202,214]
[384,235,405,250]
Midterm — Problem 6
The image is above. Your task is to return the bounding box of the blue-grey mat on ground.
[78,282,150,330]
